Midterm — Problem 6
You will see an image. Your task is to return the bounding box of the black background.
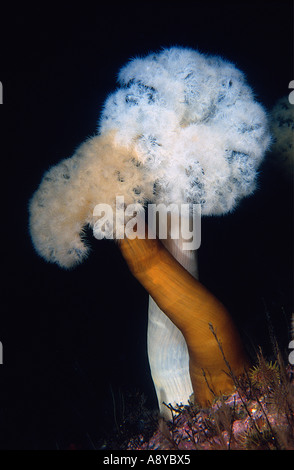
[0,1,293,450]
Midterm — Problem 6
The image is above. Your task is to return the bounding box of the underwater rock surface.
[127,359,294,450]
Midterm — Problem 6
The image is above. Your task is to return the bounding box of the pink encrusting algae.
[127,356,294,451]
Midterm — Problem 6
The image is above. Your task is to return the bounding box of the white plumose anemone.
[97,47,271,418]
[29,47,271,419]
[269,96,294,177]
[99,47,270,215]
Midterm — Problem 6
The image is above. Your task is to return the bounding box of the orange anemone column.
[119,235,250,407]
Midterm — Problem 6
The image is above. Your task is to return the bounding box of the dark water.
[0,1,293,450]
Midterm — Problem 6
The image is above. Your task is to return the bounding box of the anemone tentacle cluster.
[99,47,271,215]
[29,47,271,269]
[269,96,294,176]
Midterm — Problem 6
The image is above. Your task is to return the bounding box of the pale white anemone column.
[147,210,199,419]
[148,239,198,419]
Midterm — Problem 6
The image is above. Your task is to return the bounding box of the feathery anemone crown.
[29,47,271,268]
[99,47,271,215]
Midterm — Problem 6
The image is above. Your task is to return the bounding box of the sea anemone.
[29,47,271,419]
[269,96,294,178]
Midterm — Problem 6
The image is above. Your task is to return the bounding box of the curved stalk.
[119,235,250,411]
